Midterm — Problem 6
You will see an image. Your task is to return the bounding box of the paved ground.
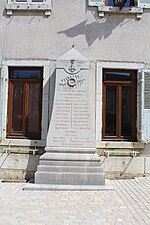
[0,177,150,225]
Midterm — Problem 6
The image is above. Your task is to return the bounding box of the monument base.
[23,183,114,191]
[35,147,105,186]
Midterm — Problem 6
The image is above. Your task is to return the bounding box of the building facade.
[0,0,150,180]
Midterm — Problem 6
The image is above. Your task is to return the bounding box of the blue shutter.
[107,0,115,6]
[108,0,131,7]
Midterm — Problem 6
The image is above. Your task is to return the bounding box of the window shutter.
[138,69,150,142]
[137,70,144,142]
[0,69,2,140]
[88,0,105,6]
[144,72,150,109]
[138,0,150,8]
[143,70,150,142]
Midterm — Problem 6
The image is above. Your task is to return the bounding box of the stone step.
[40,152,100,162]
[35,171,105,185]
[37,165,103,173]
[23,182,114,191]
[39,160,101,167]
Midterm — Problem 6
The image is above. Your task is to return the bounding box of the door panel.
[26,83,41,136]
[121,86,132,136]
[11,82,24,133]
[105,86,117,136]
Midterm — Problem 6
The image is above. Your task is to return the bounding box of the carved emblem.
[68,60,76,73]
[63,59,82,75]
[59,60,85,88]
[59,74,85,88]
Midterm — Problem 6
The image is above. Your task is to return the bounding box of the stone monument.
[35,48,105,186]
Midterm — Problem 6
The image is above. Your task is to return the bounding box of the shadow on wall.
[48,69,56,126]
[25,148,45,182]
[58,14,133,47]
[25,70,56,182]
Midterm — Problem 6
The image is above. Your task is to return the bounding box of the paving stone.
[0,178,150,224]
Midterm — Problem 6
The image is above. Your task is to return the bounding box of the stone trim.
[6,0,52,16]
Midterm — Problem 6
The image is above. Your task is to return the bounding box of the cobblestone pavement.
[0,177,150,225]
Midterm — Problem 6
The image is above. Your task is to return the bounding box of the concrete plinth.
[35,149,105,185]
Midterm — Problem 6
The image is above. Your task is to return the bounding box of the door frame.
[6,67,43,139]
[102,68,137,141]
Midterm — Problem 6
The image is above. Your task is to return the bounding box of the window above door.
[6,0,51,16]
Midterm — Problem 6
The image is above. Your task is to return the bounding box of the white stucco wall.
[0,1,149,63]
[0,0,150,179]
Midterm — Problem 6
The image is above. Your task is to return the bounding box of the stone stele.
[35,48,105,187]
